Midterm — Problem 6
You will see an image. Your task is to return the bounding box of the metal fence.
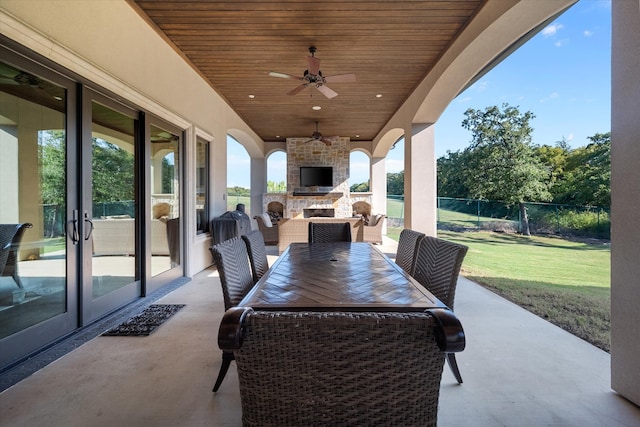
[387,196,610,239]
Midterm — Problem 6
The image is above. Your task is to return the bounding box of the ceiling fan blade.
[287,84,308,96]
[324,73,356,83]
[269,71,302,80]
[307,56,321,75]
[316,84,338,99]
[0,77,20,86]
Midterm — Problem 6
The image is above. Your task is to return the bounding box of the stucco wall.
[610,0,640,407]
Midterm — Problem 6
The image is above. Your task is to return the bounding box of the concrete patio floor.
[1,237,638,426]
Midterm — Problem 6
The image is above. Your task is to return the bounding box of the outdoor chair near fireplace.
[308,221,352,243]
[253,215,278,246]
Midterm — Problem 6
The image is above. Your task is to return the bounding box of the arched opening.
[267,150,287,192]
[349,150,370,192]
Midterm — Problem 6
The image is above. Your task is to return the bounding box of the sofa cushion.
[261,212,273,227]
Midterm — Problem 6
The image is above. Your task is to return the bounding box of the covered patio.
[1,0,639,416]
[1,238,639,426]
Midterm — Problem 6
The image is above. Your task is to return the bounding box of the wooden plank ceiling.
[131,0,485,143]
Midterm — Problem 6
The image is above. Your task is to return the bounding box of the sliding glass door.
[0,53,78,367]
[80,93,141,323]
[146,120,182,294]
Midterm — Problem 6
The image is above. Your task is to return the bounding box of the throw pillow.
[261,212,273,227]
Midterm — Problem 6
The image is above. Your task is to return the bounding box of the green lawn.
[388,229,611,352]
[227,195,251,212]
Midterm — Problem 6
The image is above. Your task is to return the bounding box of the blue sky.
[229,0,611,187]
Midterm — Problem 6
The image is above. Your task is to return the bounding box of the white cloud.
[540,92,560,103]
[457,96,472,103]
[584,30,594,37]
[542,23,564,37]
[474,81,489,92]
[567,133,574,142]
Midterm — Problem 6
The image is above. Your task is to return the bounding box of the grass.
[441,230,611,352]
[388,229,611,352]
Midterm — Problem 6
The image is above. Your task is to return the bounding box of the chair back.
[1,223,33,279]
[308,221,352,243]
[242,230,269,283]
[395,229,426,275]
[234,310,445,426]
[412,236,468,309]
[209,237,255,309]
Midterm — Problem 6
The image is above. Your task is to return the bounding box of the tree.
[350,181,370,192]
[461,104,551,236]
[551,132,610,207]
[437,150,471,197]
[386,171,404,195]
[92,139,135,202]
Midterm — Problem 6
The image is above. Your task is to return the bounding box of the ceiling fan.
[268,47,356,99]
[304,122,337,146]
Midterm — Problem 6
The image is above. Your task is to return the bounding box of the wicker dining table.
[220,242,465,352]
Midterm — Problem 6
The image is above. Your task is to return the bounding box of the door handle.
[84,211,94,241]
[70,209,80,244]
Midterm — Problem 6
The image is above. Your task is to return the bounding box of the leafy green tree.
[267,180,286,192]
[437,150,471,197]
[350,181,370,192]
[39,131,66,207]
[552,132,610,207]
[227,186,250,196]
[92,139,135,202]
[387,171,404,195]
[461,103,551,235]
[535,139,570,187]
[161,156,174,194]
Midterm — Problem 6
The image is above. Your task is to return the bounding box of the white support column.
[370,156,387,215]
[610,0,640,406]
[404,123,436,235]
[250,157,266,218]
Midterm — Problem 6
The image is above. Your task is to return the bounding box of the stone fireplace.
[262,136,373,219]
[303,208,335,218]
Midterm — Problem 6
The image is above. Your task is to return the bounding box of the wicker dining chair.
[308,221,352,243]
[209,237,255,392]
[412,235,469,384]
[0,223,33,289]
[395,228,426,276]
[232,310,446,427]
[241,230,269,284]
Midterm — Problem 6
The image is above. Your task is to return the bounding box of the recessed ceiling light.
[376,94,382,98]
[53,96,63,101]
[276,135,280,138]
[312,105,321,110]
[248,94,255,99]
[355,135,360,138]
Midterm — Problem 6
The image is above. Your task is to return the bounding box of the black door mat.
[102,304,185,336]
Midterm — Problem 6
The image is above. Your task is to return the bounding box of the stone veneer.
[263,137,375,219]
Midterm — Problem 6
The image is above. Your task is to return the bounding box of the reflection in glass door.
[88,101,138,310]
[0,57,76,368]
[149,124,181,279]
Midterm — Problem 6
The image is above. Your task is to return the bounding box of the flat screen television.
[300,166,333,187]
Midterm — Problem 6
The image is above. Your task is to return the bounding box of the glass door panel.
[149,124,180,277]
[90,101,137,301]
[0,57,76,368]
